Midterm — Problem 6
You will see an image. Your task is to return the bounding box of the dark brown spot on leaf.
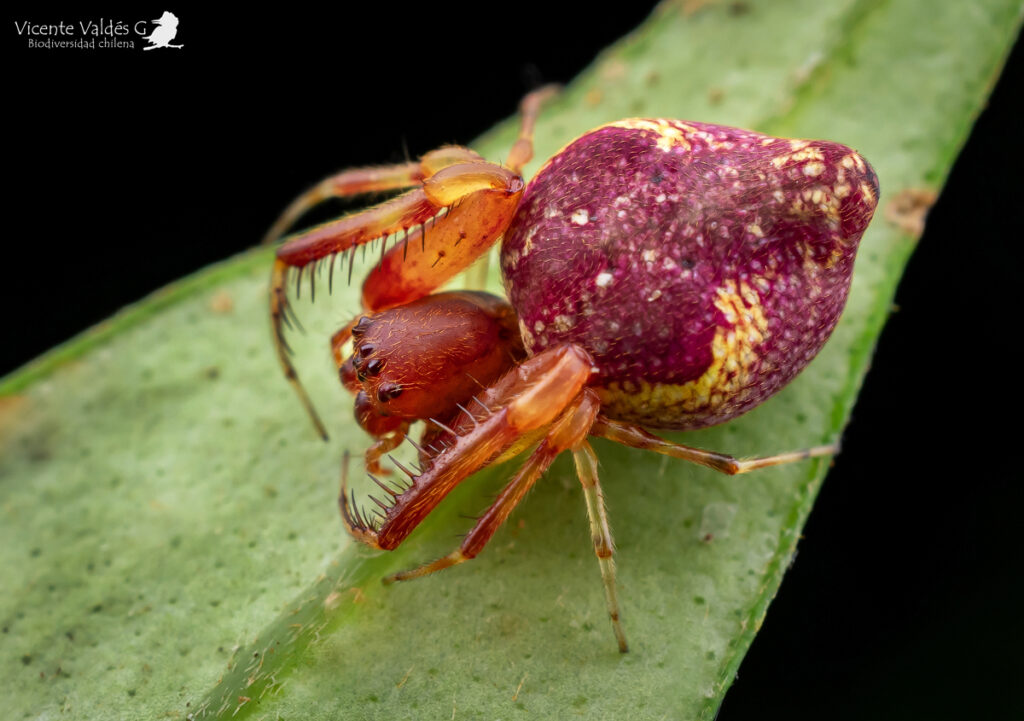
[884,187,938,237]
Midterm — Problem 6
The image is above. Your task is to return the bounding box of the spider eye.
[351,316,373,337]
[338,357,359,392]
[376,383,403,403]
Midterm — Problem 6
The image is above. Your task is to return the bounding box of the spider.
[267,87,879,652]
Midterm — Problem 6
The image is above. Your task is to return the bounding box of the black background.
[6,4,1022,718]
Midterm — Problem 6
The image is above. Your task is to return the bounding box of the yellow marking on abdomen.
[597,279,769,421]
[605,119,691,152]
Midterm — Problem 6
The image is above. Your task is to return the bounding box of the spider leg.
[506,84,560,174]
[269,187,442,438]
[262,146,487,246]
[339,345,594,549]
[266,83,555,248]
[262,161,419,246]
[383,388,630,652]
[385,387,601,581]
[572,440,629,652]
[591,416,838,474]
[270,163,521,439]
[364,422,410,476]
[270,90,558,439]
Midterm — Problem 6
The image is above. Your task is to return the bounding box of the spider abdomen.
[502,119,879,430]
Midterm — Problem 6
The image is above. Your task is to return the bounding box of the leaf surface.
[2,2,1020,719]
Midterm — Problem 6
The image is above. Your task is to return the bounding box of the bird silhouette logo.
[142,11,183,50]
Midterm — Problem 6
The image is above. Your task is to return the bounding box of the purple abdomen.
[501,120,879,430]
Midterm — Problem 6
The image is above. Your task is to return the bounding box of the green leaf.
[2,2,1020,719]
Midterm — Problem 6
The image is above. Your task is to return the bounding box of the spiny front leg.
[270,162,523,439]
[270,89,558,439]
[270,187,442,439]
[261,161,420,246]
[386,388,601,582]
[339,345,594,550]
[261,146,487,246]
[592,416,838,474]
[357,164,524,310]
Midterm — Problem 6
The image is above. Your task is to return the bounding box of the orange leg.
[261,161,421,246]
[357,164,524,311]
[339,344,594,549]
[385,388,600,582]
[376,386,630,651]
[270,91,556,439]
[591,416,838,474]
[261,146,487,246]
[506,84,559,174]
[270,161,522,439]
